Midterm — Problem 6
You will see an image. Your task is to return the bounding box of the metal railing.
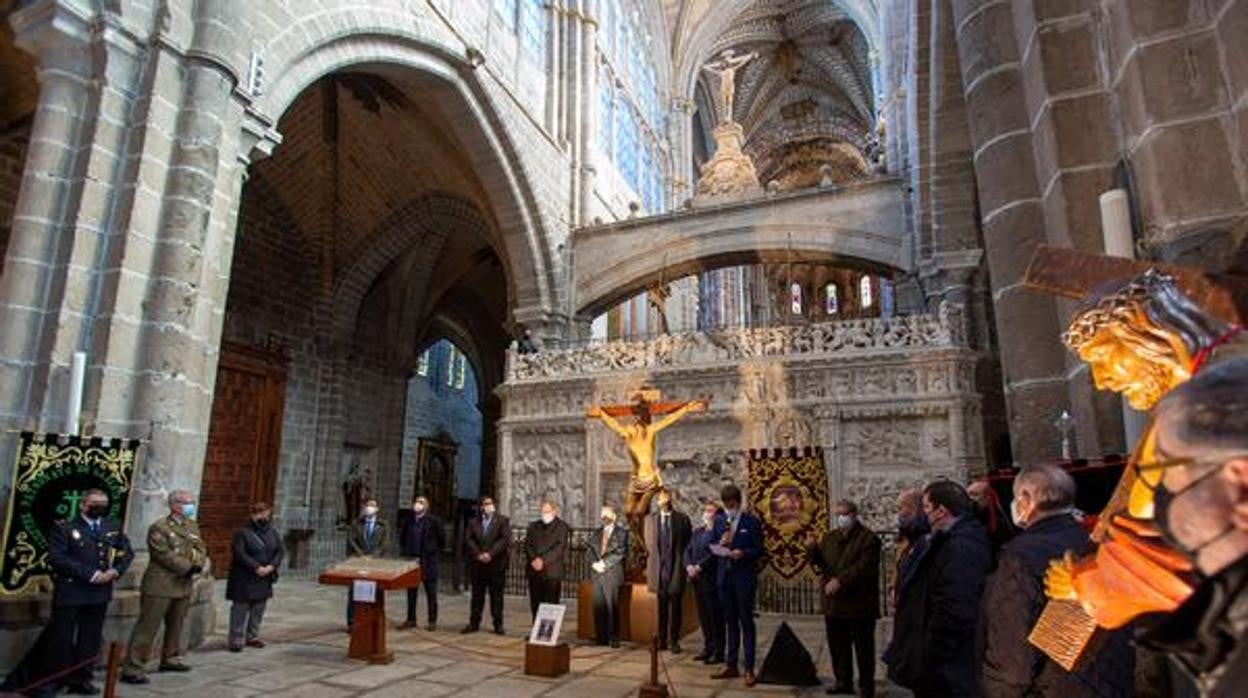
[499,527,899,616]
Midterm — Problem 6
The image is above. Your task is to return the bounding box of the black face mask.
[898,512,929,541]
[252,518,271,529]
[86,504,109,519]
[1152,465,1235,563]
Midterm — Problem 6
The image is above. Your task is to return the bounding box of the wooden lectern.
[318,557,423,664]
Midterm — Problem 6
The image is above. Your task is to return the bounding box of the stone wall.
[499,307,984,530]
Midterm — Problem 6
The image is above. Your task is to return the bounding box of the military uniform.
[46,515,134,691]
[121,514,208,681]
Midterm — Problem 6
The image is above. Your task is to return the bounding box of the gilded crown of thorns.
[1062,269,1174,349]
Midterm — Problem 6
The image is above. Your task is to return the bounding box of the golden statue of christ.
[586,388,708,523]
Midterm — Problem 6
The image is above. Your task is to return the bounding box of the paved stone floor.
[111,581,911,697]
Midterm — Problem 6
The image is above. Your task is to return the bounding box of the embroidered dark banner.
[748,447,829,581]
[1,432,141,595]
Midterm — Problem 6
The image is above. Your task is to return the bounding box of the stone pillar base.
[0,574,216,674]
[693,122,762,205]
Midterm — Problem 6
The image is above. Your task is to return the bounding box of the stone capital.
[9,0,96,76]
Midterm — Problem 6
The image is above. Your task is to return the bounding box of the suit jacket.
[141,515,208,599]
[348,517,391,557]
[466,513,511,578]
[644,510,691,595]
[684,521,721,589]
[808,521,881,618]
[710,511,764,586]
[588,523,628,589]
[48,516,134,607]
[226,521,284,603]
[525,517,570,580]
[399,513,444,579]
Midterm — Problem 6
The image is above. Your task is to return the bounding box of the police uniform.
[121,514,208,681]
[46,514,134,691]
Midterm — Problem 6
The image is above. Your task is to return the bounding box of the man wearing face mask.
[1134,358,1248,697]
[121,489,208,684]
[525,501,570,618]
[883,489,929,678]
[225,502,283,652]
[886,480,991,697]
[979,466,1134,697]
[685,500,725,664]
[399,495,445,630]
[806,499,881,696]
[345,498,389,630]
[463,496,511,635]
[710,484,764,686]
[588,505,629,647]
[645,488,692,653]
[37,489,134,695]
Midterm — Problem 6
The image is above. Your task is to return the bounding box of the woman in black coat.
[226,502,283,651]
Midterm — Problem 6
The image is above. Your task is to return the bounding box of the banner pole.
[67,351,86,436]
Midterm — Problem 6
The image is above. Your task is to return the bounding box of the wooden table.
[318,557,423,664]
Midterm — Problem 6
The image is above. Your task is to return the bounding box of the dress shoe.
[119,674,149,685]
[426,622,437,632]
[65,683,100,695]
[707,655,724,665]
[826,684,855,695]
[743,671,758,687]
[609,639,620,648]
[228,643,243,652]
[669,642,682,654]
[658,642,668,651]
[460,625,480,634]
[398,620,418,630]
[246,639,265,648]
[692,651,711,662]
[158,662,191,673]
[493,627,505,635]
[711,666,740,680]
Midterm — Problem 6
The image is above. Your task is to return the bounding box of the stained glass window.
[790,281,803,315]
[494,0,518,31]
[519,0,546,60]
[860,276,874,309]
[417,350,430,377]
[825,283,839,315]
[616,100,638,186]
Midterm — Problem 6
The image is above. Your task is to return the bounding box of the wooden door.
[200,344,287,578]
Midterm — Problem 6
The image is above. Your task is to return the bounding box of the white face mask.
[724,507,739,520]
[483,505,496,516]
[702,512,715,527]
[1010,498,1027,528]
[540,512,555,525]
[836,514,854,529]
[413,502,426,515]
[601,511,615,525]
[363,506,378,518]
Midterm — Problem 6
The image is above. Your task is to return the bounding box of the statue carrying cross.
[703,48,757,126]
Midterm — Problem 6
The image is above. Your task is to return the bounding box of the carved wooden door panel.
[200,344,287,578]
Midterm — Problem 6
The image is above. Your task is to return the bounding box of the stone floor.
[109,581,911,697]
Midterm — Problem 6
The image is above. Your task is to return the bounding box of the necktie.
[601,527,610,556]
[483,516,491,533]
[91,521,99,535]
[660,514,669,547]
[366,522,374,545]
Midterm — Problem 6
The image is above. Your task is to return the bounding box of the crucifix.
[702,49,757,126]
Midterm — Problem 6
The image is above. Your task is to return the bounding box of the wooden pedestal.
[524,642,570,677]
[349,590,394,664]
[577,582,698,643]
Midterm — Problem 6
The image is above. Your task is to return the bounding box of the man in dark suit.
[686,500,725,664]
[462,495,510,635]
[806,498,882,697]
[710,484,764,687]
[525,500,569,618]
[588,505,629,647]
[399,495,444,631]
[44,488,134,695]
[644,487,691,653]
[345,498,389,629]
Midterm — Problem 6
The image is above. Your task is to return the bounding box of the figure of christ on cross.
[586,388,709,527]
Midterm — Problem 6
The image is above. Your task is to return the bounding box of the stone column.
[951,0,1070,464]
[576,0,599,226]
